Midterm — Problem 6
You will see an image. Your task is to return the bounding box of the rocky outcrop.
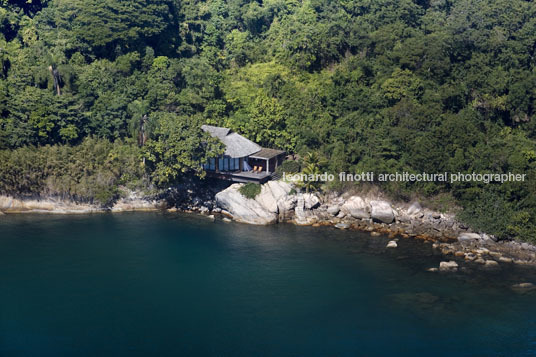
[111,198,163,212]
[341,196,370,219]
[215,184,277,225]
[0,195,101,214]
[0,192,165,214]
[277,195,297,221]
[294,193,320,225]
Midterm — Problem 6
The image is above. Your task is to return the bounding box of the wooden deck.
[206,170,272,183]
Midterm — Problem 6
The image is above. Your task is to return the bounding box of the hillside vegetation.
[1,0,536,241]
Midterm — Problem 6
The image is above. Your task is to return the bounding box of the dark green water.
[1,213,536,356]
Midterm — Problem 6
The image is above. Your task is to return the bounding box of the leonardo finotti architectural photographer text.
[283,172,527,184]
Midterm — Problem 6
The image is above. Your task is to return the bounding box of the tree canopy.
[1,0,536,241]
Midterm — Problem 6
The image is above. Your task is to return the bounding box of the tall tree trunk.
[48,65,61,96]
[138,114,147,147]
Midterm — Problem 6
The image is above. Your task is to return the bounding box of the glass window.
[223,157,229,171]
[218,158,224,171]
[209,158,215,170]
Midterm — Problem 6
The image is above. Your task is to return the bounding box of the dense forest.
[1,0,536,241]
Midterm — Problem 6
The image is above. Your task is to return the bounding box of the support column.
[266,159,269,173]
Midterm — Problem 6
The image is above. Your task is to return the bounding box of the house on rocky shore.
[201,125,285,183]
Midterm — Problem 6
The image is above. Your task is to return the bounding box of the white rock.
[407,201,422,216]
[386,240,398,248]
[439,261,458,272]
[277,195,297,220]
[370,200,395,223]
[484,260,500,269]
[254,180,292,213]
[334,223,350,229]
[0,195,102,213]
[303,193,320,210]
[341,196,370,219]
[327,205,340,216]
[512,283,535,290]
[215,184,277,225]
[294,194,318,225]
[458,232,481,243]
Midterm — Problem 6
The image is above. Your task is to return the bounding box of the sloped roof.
[249,147,286,159]
[202,125,261,158]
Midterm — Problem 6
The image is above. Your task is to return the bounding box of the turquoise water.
[1,213,536,356]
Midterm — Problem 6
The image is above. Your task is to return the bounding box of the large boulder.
[341,196,370,219]
[255,180,292,213]
[215,184,277,225]
[370,200,395,223]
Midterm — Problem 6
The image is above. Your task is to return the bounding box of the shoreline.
[2,184,536,278]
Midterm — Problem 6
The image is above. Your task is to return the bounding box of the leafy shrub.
[276,160,300,174]
[239,182,261,199]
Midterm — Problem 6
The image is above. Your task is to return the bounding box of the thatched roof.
[202,125,261,158]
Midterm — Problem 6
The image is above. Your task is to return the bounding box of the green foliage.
[0,137,146,206]
[143,112,223,186]
[276,160,300,174]
[1,0,536,240]
[239,182,261,199]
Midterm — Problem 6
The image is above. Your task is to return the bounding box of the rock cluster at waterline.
[213,182,463,240]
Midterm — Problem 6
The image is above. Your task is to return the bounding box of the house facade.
[201,125,285,183]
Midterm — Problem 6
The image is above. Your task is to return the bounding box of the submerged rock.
[512,283,536,291]
[483,260,500,270]
[334,223,350,230]
[439,261,458,272]
[386,240,398,248]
